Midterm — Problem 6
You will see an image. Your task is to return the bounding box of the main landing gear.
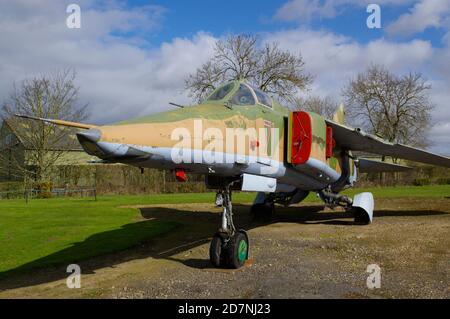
[318,189,374,225]
[210,184,249,269]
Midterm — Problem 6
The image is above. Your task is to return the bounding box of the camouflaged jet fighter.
[17,79,450,269]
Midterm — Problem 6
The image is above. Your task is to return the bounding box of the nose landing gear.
[210,184,249,269]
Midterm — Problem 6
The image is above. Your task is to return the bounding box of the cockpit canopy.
[205,81,272,108]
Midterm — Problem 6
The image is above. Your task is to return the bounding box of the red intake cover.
[326,126,333,158]
[291,111,312,164]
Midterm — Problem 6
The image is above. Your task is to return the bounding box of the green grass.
[340,184,450,198]
[0,185,449,279]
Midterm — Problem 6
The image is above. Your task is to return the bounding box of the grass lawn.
[0,185,449,279]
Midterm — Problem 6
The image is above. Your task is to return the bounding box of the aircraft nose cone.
[76,128,105,157]
[76,128,101,143]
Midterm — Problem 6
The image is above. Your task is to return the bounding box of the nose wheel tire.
[209,233,226,267]
[227,231,249,269]
[211,185,249,269]
[209,231,249,269]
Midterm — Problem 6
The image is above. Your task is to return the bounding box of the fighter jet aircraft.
[16,79,450,269]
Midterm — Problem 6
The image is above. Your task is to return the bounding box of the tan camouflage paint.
[98,114,284,162]
[68,80,344,174]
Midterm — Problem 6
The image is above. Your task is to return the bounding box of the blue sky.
[0,0,449,153]
[123,0,446,48]
[129,0,284,40]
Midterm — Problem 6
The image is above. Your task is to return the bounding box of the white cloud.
[430,123,450,155]
[263,28,432,96]
[426,79,450,154]
[0,1,448,154]
[387,0,450,36]
[274,0,337,22]
[271,0,450,153]
[274,0,415,23]
[0,1,216,123]
[262,28,449,154]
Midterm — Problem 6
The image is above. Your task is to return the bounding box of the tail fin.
[332,103,345,124]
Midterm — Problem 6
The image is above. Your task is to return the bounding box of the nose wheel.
[229,231,249,268]
[210,184,249,269]
[210,230,249,268]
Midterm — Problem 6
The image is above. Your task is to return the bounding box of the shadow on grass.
[0,220,177,289]
[0,203,447,291]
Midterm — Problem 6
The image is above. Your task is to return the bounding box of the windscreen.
[207,82,235,101]
[230,84,255,105]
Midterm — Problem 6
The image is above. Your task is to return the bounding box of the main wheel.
[226,231,249,269]
[352,207,371,225]
[210,233,225,267]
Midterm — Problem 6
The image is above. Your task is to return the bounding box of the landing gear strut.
[318,189,374,225]
[210,184,249,269]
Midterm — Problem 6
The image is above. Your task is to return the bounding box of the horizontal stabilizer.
[15,114,96,130]
[326,120,450,168]
[357,158,412,173]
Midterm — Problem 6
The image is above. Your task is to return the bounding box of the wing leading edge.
[326,120,450,168]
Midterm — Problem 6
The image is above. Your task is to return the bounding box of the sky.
[0,0,449,154]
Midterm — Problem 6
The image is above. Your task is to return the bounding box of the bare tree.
[343,64,433,148]
[291,95,338,119]
[185,34,312,103]
[0,69,89,184]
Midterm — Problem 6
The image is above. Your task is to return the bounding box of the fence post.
[163,170,166,193]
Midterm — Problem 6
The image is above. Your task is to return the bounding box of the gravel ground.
[0,197,449,299]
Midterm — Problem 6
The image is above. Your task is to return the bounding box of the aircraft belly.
[113,145,282,176]
[95,142,335,191]
[277,167,331,190]
[292,157,341,184]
